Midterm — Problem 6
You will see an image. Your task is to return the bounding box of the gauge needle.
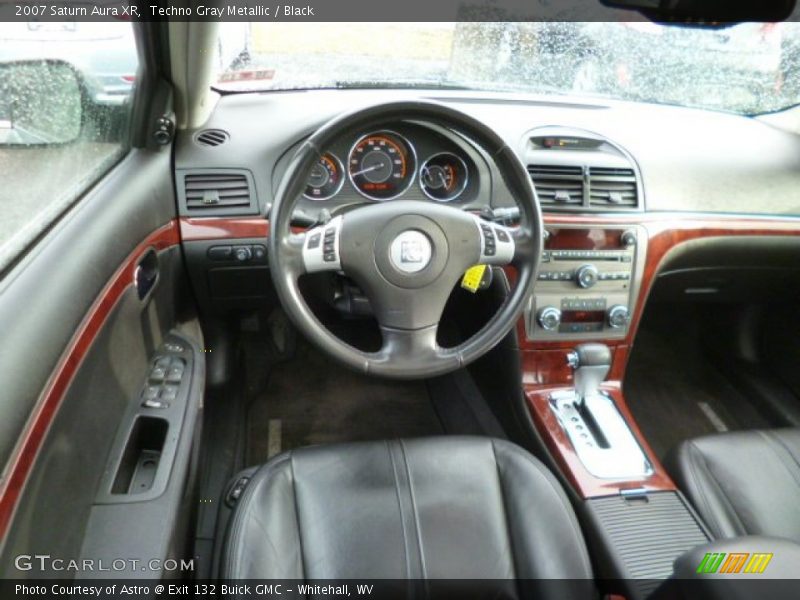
[351,164,382,177]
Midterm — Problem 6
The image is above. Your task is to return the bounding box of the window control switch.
[141,385,160,402]
[149,366,167,382]
[166,365,184,383]
[160,385,179,402]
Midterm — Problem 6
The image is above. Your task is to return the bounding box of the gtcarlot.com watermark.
[14,554,194,573]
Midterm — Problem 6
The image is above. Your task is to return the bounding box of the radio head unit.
[526,225,647,341]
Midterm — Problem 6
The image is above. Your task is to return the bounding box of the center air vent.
[588,167,638,208]
[528,165,584,207]
[194,129,229,147]
[177,169,259,216]
[524,126,643,212]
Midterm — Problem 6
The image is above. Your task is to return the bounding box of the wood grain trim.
[180,217,269,241]
[0,221,180,540]
[525,383,675,498]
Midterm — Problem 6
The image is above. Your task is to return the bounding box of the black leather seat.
[222,436,593,595]
[666,428,800,541]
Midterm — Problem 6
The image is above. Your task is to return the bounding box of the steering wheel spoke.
[301,215,344,274]
[369,325,459,377]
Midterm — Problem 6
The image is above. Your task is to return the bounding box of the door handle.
[134,249,159,301]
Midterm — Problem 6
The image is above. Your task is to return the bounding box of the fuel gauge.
[304,152,345,201]
[420,153,468,202]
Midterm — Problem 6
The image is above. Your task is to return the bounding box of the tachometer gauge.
[304,152,345,201]
[420,153,469,202]
[348,131,416,201]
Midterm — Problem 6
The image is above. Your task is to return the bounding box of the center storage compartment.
[111,416,168,495]
[584,491,710,599]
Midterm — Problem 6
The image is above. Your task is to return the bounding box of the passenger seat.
[665,429,800,541]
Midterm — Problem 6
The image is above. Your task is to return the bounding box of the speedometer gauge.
[420,153,468,202]
[304,152,345,201]
[348,131,416,201]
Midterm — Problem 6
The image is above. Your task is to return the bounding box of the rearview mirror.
[0,59,84,146]
[601,0,796,23]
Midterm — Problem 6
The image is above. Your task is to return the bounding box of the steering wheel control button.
[303,215,343,273]
[389,230,433,274]
[473,216,515,265]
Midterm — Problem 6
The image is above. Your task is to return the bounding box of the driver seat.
[221,436,594,597]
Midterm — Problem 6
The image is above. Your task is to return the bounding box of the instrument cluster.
[302,126,477,206]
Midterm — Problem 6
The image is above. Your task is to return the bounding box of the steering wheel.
[268,101,542,379]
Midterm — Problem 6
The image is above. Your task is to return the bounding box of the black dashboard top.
[175,89,800,219]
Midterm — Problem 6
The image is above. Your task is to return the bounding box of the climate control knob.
[537,306,562,331]
[575,264,599,289]
[607,305,630,329]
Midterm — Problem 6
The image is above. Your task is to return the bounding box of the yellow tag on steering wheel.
[461,265,487,293]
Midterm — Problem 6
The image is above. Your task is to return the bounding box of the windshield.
[215,22,800,115]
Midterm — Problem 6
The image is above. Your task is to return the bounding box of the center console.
[526,225,647,340]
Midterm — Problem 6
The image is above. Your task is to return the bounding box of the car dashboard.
[176,87,800,354]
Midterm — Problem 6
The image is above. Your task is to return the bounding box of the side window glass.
[0,21,139,271]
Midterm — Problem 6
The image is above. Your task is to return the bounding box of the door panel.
[0,148,202,574]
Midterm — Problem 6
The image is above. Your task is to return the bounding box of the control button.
[164,342,184,353]
[149,365,167,382]
[621,230,638,247]
[160,385,179,402]
[142,385,160,402]
[252,244,267,261]
[608,305,630,329]
[323,253,337,263]
[142,398,169,409]
[575,264,599,289]
[308,233,322,249]
[226,476,251,508]
[166,362,185,383]
[207,246,232,261]
[233,246,252,262]
[495,228,510,243]
[537,306,562,331]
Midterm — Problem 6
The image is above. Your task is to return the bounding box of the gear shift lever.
[566,344,612,404]
[549,343,652,479]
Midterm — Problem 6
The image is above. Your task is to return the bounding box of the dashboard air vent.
[528,165,584,207]
[194,129,229,147]
[588,167,638,208]
[178,169,259,216]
